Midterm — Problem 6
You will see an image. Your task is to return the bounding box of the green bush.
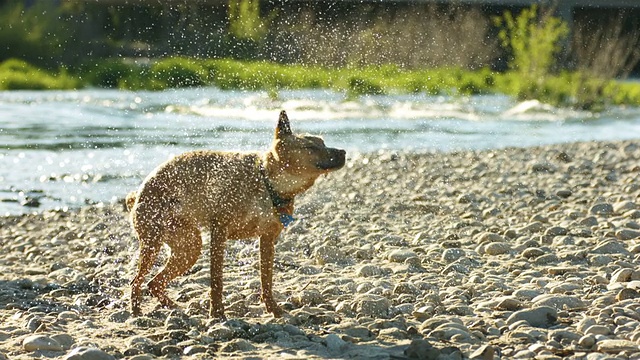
[151,58,206,88]
[494,5,568,78]
[0,58,78,90]
[347,76,385,97]
[84,59,136,88]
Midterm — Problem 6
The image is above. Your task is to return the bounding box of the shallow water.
[1,87,640,215]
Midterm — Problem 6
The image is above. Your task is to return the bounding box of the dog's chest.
[223,204,280,240]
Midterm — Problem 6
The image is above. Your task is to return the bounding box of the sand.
[1,140,640,359]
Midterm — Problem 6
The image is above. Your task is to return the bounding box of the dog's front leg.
[259,231,283,317]
[209,225,227,320]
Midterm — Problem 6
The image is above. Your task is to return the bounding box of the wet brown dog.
[127,111,345,318]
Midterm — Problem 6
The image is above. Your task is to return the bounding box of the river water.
[2,87,640,215]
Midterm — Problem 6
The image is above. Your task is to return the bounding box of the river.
[1,87,640,215]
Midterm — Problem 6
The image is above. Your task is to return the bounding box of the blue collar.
[279,213,296,228]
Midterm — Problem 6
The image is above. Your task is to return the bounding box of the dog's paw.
[265,302,284,318]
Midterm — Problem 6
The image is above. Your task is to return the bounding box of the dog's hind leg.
[131,234,162,316]
[147,219,202,310]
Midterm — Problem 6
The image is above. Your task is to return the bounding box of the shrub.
[85,59,136,88]
[151,58,206,88]
[347,76,385,97]
[494,5,568,78]
[0,58,79,90]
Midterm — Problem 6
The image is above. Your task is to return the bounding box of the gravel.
[1,140,640,359]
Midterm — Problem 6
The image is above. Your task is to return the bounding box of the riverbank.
[3,58,640,109]
[1,139,640,359]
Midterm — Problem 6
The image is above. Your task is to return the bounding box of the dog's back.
[131,150,269,233]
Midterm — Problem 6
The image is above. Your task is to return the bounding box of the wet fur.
[127,111,346,318]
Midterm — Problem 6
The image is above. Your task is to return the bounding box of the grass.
[0,59,80,90]
[2,57,640,109]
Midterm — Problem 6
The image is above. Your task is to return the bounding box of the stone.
[108,310,131,323]
[291,289,324,307]
[610,268,633,283]
[545,226,568,236]
[576,317,597,333]
[484,242,511,255]
[521,247,545,259]
[404,339,440,360]
[592,240,628,254]
[64,347,116,360]
[51,334,74,350]
[532,294,586,310]
[356,264,385,277]
[578,335,596,349]
[590,203,614,216]
[412,306,435,321]
[595,339,640,353]
[497,297,522,311]
[470,344,496,360]
[183,345,207,355]
[521,222,545,233]
[23,335,63,352]
[613,201,636,214]
[533,254,559,265]
[616,229,640,240]
[388,249,417,263]
[506,306,557,328]
[617,288,640,301]
[160,345,182,356]
[314,245,346,265]
[219,339,256,352]
[585,325,611,336]
[442,248,465,262]
[352,294,391,318]
[324,334,348,354]
[476,232,505,244]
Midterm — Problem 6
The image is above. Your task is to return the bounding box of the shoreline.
[2,139,640,359]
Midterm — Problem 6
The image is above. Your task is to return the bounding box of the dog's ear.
[276,110,292,139]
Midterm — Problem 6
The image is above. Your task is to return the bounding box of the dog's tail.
[125,191,137,212]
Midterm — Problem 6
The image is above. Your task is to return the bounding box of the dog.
[127,110,346,318]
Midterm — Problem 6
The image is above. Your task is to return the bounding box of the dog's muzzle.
[317,149,346,170]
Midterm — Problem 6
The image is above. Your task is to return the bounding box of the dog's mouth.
[316,149,346,171]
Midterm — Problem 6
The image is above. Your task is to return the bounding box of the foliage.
[4,56,640,109]
[151,58,207,88]
[0,59,79,90]
[491,6,618,109]
[83,59,136,88]
[228,0,271,42]
[494,5,569,78]
[0,0,75,69]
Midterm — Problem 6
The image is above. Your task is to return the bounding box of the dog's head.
[271,110,346,176]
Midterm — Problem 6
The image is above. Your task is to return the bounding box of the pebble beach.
[1,139,640,359]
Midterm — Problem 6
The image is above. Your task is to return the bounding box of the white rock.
[23,335,63,352]
[387,249,417,263]
[64,347,116,360]
[532,294,586,310]
[324,334,348,354]
[595,339,640,353]
[484,242,512,255]
[506,306,557,328]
